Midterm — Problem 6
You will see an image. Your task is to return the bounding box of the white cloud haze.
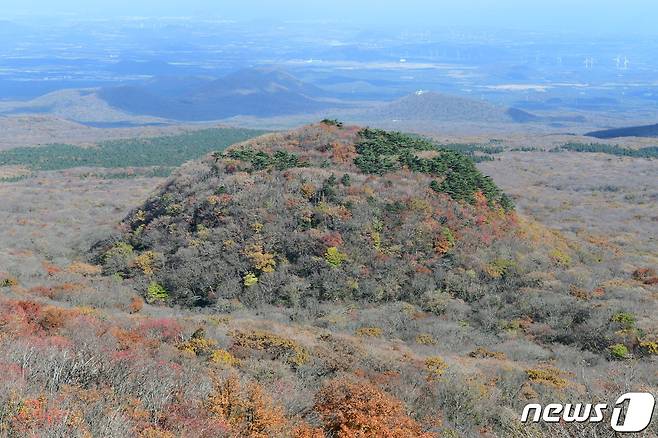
[2,0,656,35]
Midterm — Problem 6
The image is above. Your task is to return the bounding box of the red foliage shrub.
[9,396,70,435]
[321,232,344,248]
[42,261,62,276]
[29,286,56,299]
[16,300,43,324]
[138,318,183,344]
[156,397,231,438]
[0,362,25,390]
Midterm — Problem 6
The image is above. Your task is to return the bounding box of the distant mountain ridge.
[1,68,557,128]
[98,67,335,121]
[193,69,326,99]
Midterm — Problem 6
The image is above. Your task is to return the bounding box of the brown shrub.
[29,285,55,298]
[321,231,344,248]
[129,296,144,314]
[468,347,506,360]
[526,367,569,389]
[230,330,309,367]
[632,267,655,281]
[569,285,589,301]
[110,327,154,351]
[39,307,69,331]
[331,142,356,164]
[632,268,658,285]
[139,427,175,438]
[67,261,102,276]
[293,422,325,438]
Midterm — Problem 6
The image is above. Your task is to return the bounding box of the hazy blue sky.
[4,0,657,34]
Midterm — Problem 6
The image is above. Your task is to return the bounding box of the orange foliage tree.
[205,374,287,437]
[313,378,436,438]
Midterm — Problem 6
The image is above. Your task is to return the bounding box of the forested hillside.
[93,122,517,308]
[0,127,267,171]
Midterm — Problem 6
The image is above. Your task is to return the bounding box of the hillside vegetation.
[556,142,658,158]
[93,122,657,361]
[0,123,656,437]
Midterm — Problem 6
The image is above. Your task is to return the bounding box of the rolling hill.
[354,91,540,124]
[92,122,517,307]
[0,89,157,123]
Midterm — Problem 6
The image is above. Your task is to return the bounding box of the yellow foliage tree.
[325,247,347,267]
[133,251,161,276]
[243,272,259,287]
[425,356,448,382]
[246,244,276,273]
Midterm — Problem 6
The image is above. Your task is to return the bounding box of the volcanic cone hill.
[93,122,544,310]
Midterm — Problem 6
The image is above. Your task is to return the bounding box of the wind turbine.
[584,57,594,69]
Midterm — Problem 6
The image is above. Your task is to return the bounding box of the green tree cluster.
[353,129,514,210]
